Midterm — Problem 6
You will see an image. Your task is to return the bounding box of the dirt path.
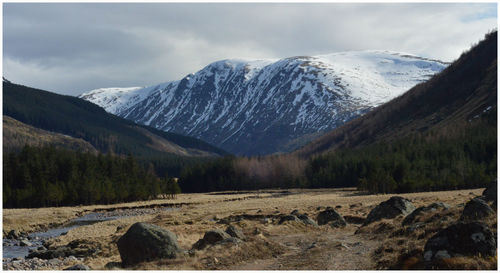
[229,225,378,270]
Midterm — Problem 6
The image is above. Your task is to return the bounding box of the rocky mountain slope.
[80,51,447,155]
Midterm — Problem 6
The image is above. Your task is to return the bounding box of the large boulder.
[317,209,346,227]
[116,222,181,266]
[364,196,415,226]
[460,197,494,221]
[423,222,496,263]
[482,180,497,202]
[402,202,450,226]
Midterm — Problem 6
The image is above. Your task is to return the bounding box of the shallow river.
[3,207,177,259]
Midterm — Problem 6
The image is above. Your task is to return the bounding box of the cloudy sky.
[3,2,497,96]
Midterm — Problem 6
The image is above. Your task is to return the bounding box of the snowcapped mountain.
[79,51,447,155]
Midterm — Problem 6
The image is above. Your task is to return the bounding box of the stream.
[3,207,178,260]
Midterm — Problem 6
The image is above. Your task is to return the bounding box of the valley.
[3,187,496,270]
[3,5,497,271]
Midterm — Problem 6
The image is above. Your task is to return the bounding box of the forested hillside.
[3,146,180,208]
[3,79,226,157]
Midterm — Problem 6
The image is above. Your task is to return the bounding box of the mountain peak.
[80,50,447,155]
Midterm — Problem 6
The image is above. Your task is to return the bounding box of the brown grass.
[3,187,496,270]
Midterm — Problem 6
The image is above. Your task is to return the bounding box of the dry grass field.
[3,188,497,270]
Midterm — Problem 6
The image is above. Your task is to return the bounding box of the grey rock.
[116,222,181,266]
[290,210,300,215]
[278,215,299,224]
[19,239,32,247]
[203,229,231,244]
[192,229,231,250]
[461,197,494,221]
[364,196,415,225]
[424,222,496,264]
[317,209,346,227]
[225,225,245,240]
[402,202,450,226]
[63,264,90,270]
[7,230,20,240]
[297,214,318,227]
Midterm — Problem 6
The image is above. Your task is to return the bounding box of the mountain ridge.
[80,50,447,155]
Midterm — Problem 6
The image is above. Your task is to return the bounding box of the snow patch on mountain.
[79,51,447,155]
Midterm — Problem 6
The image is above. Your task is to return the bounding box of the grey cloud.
[3,3,497,95]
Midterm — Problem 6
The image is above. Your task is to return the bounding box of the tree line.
[179,113,496,194]
[3,145,180,208]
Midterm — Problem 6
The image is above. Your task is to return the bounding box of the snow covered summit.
[79,51,447,155]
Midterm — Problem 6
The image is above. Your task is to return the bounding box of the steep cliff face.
[80,51,446,155]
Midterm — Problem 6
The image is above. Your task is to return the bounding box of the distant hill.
[3,80,227,158]
[298,31,497,158]
[3,115,97,153]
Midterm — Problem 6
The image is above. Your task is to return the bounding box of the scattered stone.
[20,239,32,247]
[335,205,342,209]
[482,180,497,202]
[424,222,496,264]
[364,196,415,226]
[184,220,194,225]
[317,208,346,227]
[63,264,90,270]
[116,222,181,266]
[349,203,362,208]
[461,197,494,221]
[192,229,231,250]
[7,230,20,240]
[116,225,124,232]
[225,225,245,240]
[253,228,262,235]
[291,209,300,215]
[27,244,97,260]
[402,202,450,226]
[260,218,271,224]
[297,214,318,227]
[203,229,231,244]
[278,215,299,224]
